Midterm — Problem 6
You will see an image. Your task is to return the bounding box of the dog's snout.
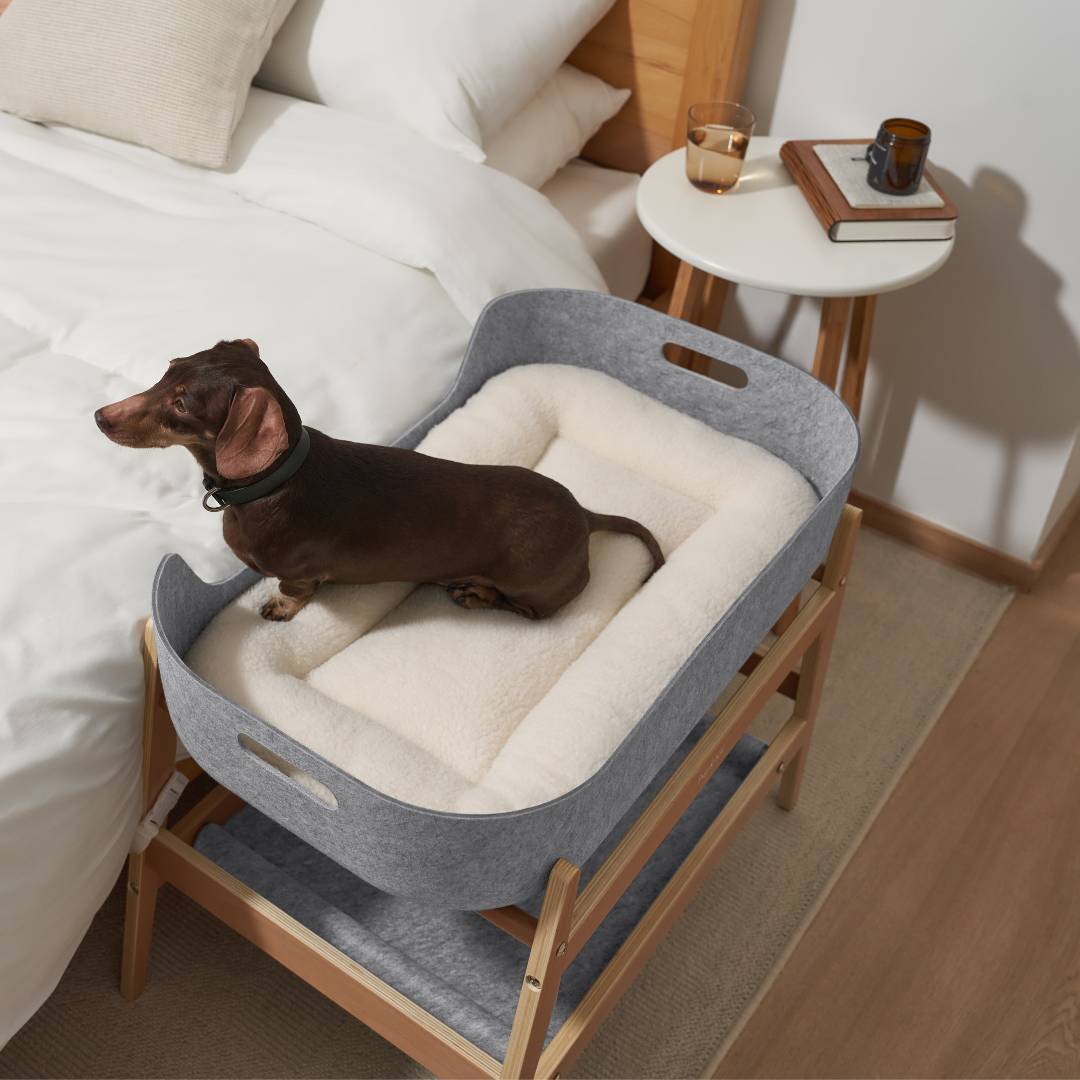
[95,392,151,440]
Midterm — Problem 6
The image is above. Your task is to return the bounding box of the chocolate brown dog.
[95,340,664,621]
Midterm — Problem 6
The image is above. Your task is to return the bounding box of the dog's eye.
[173,398,187,414]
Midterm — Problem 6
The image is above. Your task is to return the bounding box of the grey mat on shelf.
[194,728,766,1063]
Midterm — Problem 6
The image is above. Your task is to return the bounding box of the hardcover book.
[780,138,958,242]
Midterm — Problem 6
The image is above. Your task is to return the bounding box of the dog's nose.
[94,408,112,433]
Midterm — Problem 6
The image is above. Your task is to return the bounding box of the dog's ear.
[215,386,288,479]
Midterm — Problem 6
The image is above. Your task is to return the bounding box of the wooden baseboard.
[1030,480,1080,580]
[849,491,1038,591]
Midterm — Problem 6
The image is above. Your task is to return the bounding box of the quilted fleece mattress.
[187,364,818,815]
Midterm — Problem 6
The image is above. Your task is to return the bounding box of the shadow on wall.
[856,166,1080,555]
[722,166,1080,556]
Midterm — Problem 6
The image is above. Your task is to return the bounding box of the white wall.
[731,0,1080,561]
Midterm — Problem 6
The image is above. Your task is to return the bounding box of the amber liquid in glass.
[686,125,749,193]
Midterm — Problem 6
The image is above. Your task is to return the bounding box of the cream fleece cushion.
[0,0,297,167]
[188,366,818,814]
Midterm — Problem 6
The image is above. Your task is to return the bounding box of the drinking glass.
[685,101,755,194]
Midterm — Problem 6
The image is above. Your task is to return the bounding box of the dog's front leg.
[260,578,320,622]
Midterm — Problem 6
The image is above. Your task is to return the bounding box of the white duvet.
[0,90,605,1043]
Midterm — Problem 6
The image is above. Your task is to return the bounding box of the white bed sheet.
[0,90,608,1043]
[542,159,652,302]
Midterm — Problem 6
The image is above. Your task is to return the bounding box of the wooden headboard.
[570,0,760,175]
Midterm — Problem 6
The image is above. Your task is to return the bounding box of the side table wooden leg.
[839,294,877,419]
[812,296,853,392]
[699,274,730,332]
[668,260,708,323]
[685,275,732,374]
[667,262,709,369]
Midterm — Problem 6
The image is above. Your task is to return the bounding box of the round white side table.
[636,136,955,417]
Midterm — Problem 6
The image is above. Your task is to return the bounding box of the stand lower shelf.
[195,728,766,1062]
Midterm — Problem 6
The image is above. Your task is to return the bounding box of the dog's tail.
[585,511,665,578]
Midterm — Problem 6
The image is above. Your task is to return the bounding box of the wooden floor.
[714,511,1080,1079]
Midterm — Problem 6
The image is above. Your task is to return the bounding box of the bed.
[0,0,762,1048]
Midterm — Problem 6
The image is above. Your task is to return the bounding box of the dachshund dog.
[95,339,664,621]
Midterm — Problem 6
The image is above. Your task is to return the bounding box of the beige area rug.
[0,530,1011,1080]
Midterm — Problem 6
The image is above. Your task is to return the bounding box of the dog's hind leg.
[500,560,590,621]
[446,580,507,611]
[260,578,320,622]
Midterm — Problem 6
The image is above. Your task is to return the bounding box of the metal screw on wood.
[839,575,848,587]
[556,942,567,957]
[776,760,786,774]
[525,975,541,991]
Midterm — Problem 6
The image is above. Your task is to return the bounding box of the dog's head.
[95,339,295,479]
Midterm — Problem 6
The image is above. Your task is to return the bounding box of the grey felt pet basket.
[152,289,859,910]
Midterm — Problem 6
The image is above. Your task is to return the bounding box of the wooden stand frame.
[121,506,860,1079]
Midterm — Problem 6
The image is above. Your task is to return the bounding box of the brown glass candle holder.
[865,118,931,196]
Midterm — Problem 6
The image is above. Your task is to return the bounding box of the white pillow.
[484,65,629,190]
[257,0,615,161]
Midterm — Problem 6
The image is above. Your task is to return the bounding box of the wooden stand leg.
[838,294,877,419]
[777,505,861,811]
[120,851,162,1000]
[502,860,580,1079]
[120,620,177,1000]
[812,296,853,392]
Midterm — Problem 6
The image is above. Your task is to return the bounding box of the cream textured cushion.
[484,64,630,190]
[188,365,818,814]
[0,0,297,167]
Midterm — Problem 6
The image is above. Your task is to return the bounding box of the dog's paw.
[447,585,476,608]
[447,582,503,610]
[260,595,299,621]
[451,593,485,610]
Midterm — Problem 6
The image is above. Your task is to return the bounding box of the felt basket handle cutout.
[238,733,338,810]
[661,343,749,388]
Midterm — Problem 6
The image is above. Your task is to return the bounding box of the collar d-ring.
[202,487,227,512]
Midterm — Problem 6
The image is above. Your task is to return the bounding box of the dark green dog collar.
[202,426,311,512]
